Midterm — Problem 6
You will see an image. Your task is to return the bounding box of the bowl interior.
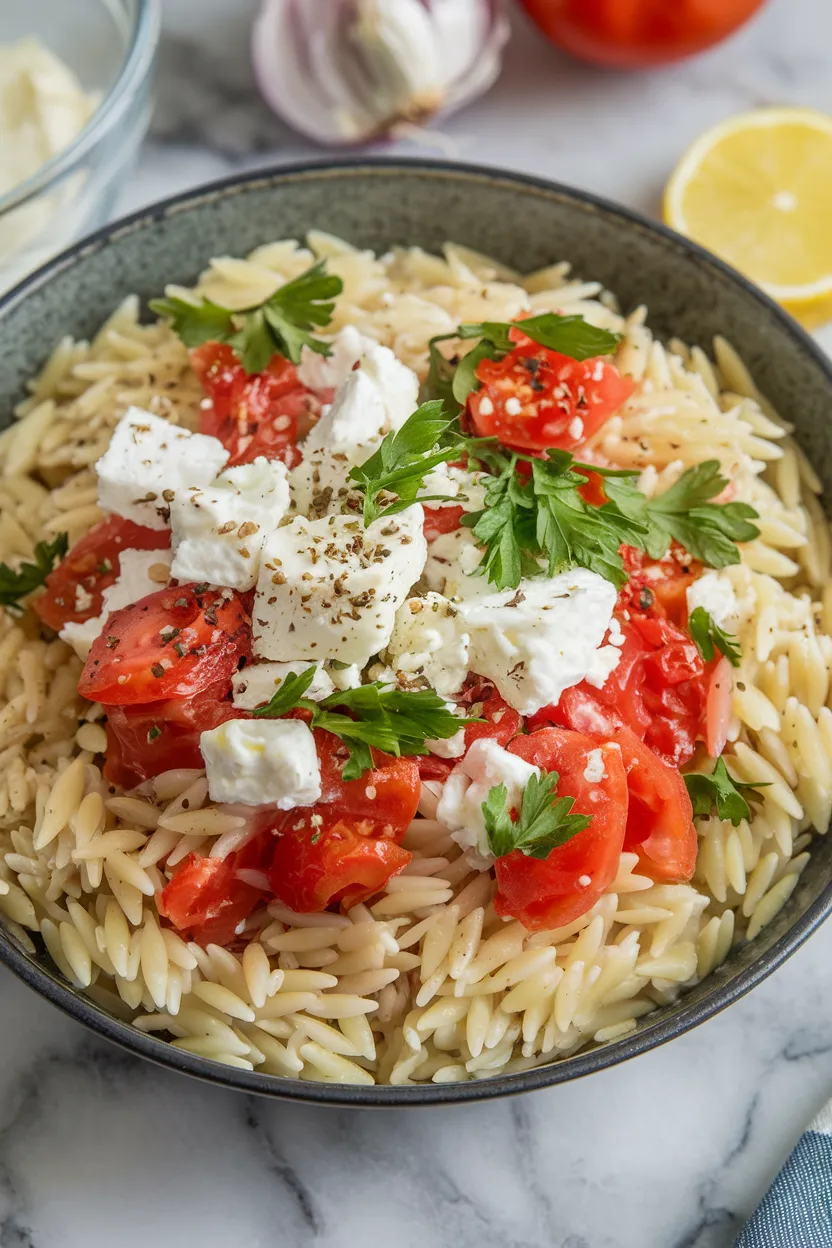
[2,161,832,1105]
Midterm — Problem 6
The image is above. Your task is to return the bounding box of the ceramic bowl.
[1,160,831,1105]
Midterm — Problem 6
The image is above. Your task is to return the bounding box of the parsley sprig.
[483,771,592,860]
[347,400,459,526]
[600,460,760,570]
[150,260,343,372]
[252,667,474,780]
[688,606,742,667]
[427,313,623,410]
[684,757,768,827]
[0,534,68,611]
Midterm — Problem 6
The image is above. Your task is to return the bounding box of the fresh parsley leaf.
[252,668,475,779]
[462,451,648,591]
[0,533,69,611]
[642,461,760,568]
[688,606,742,667]
[147,295,234,347]
[483,771,592,861]
[348,399,459,525]
[151,260,343,373]
[424,314,622,409]
[684,757,768,827]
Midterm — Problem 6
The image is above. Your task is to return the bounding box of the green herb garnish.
[150,260,343,372]
[683,757,768,827]
[483,770,592,860]
[347,400,458,526]
[688,606,742,667]
[252,668,475,780]
[0,533,68,611]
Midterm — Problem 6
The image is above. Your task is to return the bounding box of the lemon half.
[664,107,832,328]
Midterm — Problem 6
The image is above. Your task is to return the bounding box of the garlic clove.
[252,0,509,148]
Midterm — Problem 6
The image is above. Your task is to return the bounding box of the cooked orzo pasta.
[0,231,827,1086]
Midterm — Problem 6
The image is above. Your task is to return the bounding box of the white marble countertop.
[4,1,832,1244]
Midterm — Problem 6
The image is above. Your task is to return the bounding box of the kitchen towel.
[735,1100,832,1246]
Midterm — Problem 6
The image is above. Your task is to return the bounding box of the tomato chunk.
[34,516,169,633]
[469,334,634,453]
[79,584,251,705]
[618,544,702,629]
[423,504,466,542]
[190,342,325,468]
[268,813,412,913]
[613,727,696,882]
[103,679,242,788]
[492,727,629,931]
[160,851,268,947]
[316,731,421,837]
[419,684,521,781]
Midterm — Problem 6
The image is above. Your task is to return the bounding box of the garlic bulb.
[252,0,509,146]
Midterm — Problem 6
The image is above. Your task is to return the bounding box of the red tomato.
[422,504,466,542]
[534,616,708,768]
[34,516,169,633]
[492,728,629,931]
[316,731,421,837]
[268,812,412,913]
[103,680,242,788]
[78,584,251,705]
[619,544,701,628]
[518,0,765,68]
[160,850,269,947]
[614,727,696,882]
[190,342,325,468]
[469,336,634,453]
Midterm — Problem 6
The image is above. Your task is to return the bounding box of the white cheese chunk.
[95,407,229,530]
[426,728,466,759]
[200,718,321,809]
[252,507,427,666]
[386,592,470,698]
[59,547,173,659]
[298,326,419,432]
[450,567,621,717]
[583,747,606,784]
[423,526,483,593]
[686,572,739,631]
[232,661,334,710]
[436,739,540,859]
[290,370,388,516]
[327,662,362,691]
[418,464,487,513]
[170,457,290,591]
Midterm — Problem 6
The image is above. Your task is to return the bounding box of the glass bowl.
[0,0,160,291]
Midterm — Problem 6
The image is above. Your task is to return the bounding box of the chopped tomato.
[619,544,701,628]
[493,727,629,931]
[423,504,466,542]
[613,727,696,882]
[160,849,269,947]
[190,342,325,468]
[316,731,421,837]
[419,685,522,780]
[103,680,242,788]
[34,516,169,633]
[267,812,412,913]
[79,584,251,705]
[705,655,733,760]
[534,616,708,768]
[469,334,634,453]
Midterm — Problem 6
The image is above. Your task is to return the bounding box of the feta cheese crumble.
[436,739,540,859]
[417,464,487,513]
[59,547,173,660]
[232,661,334,709]
[200,718,321,808]
[582,748,606,784]
[386,592,470,698]
[252,507,427,667]
[95,408,229,530]
[686,572,739,630]
[450,567,621,716]
[297,326,419,432]
[170,457,290,591]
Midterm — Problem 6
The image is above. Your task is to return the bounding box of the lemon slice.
[664,108,832,328]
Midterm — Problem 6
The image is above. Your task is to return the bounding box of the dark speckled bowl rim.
[2,156,832,1107]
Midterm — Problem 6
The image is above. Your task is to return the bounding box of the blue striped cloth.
[736,1101,832,1246]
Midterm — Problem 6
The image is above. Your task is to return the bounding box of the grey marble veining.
[4,0,832,1243]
